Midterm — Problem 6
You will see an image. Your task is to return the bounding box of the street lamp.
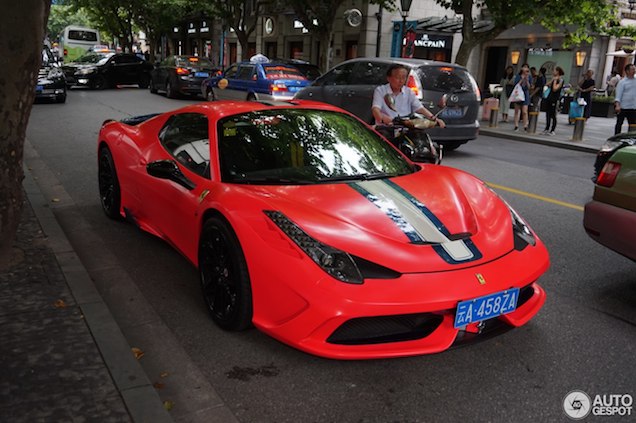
[511,50,520,65]
[575,50,587,67]
[400,0,413,57]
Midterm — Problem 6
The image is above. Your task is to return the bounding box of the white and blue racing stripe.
[350,180,482,264]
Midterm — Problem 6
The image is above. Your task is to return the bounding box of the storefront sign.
[411,33,453,49]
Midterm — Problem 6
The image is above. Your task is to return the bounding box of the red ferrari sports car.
[98,100,549,359]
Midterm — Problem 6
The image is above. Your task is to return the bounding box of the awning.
[606,49,635,57]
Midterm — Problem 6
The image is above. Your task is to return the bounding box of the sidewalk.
[0,171,172,422]
[479,105,618,153]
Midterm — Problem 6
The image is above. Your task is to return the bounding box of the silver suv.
[294,57,481,150]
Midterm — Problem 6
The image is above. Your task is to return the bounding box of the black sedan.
[35,44,66,103]
[62,53,152,89]
[149,55,220,98]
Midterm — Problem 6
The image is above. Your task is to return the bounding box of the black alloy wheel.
[199,217,253,331]
[98,146,122,220]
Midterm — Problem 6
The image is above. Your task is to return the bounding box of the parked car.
[201,56,310,102]
[294,57,481,150]
[35,44,67,103]
[62,52,152,89]
[97,99,549,359]
[150,55,220,98]
[592,132,636,182]
[584,144,636,261]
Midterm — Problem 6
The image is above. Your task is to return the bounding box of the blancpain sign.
[407,34,452,49]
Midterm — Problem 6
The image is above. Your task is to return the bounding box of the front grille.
[327,313,443,345]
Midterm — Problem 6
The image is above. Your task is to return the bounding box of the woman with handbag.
[511,64,532,131]
[542,66,565,135]
[499,66,515,122]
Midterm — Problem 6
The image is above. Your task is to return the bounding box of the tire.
[98,146,122,220]
[93,75,107,90]
[139,74,150,89]
[199,217,253,331]
[166,79,177,98]
[56,93,67,103]
[246,93,256,101]
[206,88,216,102]
[149,78,158,94]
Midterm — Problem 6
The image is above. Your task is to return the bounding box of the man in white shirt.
[614,63,636,134]
[372,64,446,127]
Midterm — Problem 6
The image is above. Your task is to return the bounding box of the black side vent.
[327,313,443,345]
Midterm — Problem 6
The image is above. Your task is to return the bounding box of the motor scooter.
[375,94,448,164]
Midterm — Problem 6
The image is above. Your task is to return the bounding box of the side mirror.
[384,93,397,111]
[146,160,195,190]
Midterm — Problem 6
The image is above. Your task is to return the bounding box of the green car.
[584,145,636,261]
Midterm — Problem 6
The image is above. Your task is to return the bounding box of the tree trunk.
[0,0,50,266]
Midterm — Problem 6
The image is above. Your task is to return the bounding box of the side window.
[316,62,356,86]
[224,64,239,78]
[352,61,390,86]
[237,65,256,80]
[158,113,211,179]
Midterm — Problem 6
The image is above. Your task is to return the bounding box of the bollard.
[572,117,585,141]
[489,108,499,127]
[528,112,539,134]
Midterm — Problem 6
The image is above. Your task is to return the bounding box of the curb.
[479,128,599,154]
[23,164,173,423]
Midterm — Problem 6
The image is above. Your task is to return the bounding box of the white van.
[59,26,100,62]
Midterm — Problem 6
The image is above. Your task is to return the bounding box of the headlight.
[508,205,536,250]
[48,67,64,79]
[265,210,363,284]
[78,67,95,75]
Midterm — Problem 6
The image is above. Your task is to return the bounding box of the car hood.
[230,167,519,273]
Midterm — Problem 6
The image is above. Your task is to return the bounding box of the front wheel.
[139,74,150,89]
[199,217,253,331]
[206,88,216,101]
[98,146,122,219]
[92,75,108,90]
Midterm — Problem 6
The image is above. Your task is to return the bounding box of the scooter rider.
[372,64,446,128]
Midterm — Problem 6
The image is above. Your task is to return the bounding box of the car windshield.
[176,56,215,69]
[218,109,414,185]
[417,66,474,93]
[75,53,113,65]
[263,65,306,80]
[296,64,322,80]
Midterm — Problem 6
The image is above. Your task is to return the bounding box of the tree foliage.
[47,5,93,40]
[435,0,630,66]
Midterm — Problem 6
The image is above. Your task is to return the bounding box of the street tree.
[0,0,51,264]
[68,0,138,52]
[437,0,629,66]
[284,0,396,72]
[47,4,93,40]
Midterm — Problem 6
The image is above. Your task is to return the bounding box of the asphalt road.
[26,88,635,422]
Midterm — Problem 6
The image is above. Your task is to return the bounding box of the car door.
[345,60,391,123]
[232,64,257,100]
[140,112,211,256]
[295,61,356,110]
[213,64,239,100]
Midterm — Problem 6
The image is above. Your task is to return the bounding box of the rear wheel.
[98,146,122,220]
[166,80,177,98]
[149,78,158,94]
[199,217,253,331]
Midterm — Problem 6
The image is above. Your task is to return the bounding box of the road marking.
[487,182,585,211]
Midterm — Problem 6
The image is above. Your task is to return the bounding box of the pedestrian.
[512,64,532,132]
[541,66,564,136]
[607,69,621,96]
[578,69,595,119]
[530,67,547,112]
[613,63,636,134]
[499,66,515,122]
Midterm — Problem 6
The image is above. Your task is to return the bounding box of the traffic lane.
[74,193,635,422]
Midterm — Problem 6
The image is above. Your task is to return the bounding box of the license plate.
[195,72,209,78]
[454,288,519,328]
[35,85,43,92]
[441,107,463,118]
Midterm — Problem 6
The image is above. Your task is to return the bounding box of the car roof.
[336,57,468,70]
